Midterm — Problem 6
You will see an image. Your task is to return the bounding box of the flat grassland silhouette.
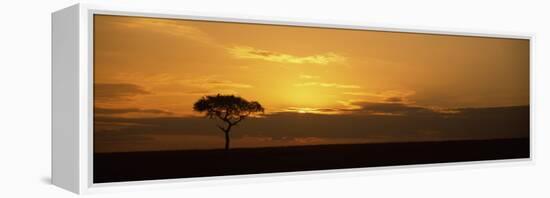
[94,138,529,183]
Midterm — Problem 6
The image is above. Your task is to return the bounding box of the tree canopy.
[193,94,264,123]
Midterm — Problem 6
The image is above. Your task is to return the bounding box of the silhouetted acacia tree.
[193,94,264,150]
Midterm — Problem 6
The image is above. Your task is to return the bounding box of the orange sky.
[93,15,529,152]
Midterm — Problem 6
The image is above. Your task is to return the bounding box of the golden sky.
[93,15,529,152]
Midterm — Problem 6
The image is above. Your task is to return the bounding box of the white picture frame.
[52,3,533,194]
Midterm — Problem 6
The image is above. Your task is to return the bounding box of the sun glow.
[281,85,336,108]
[93,15,530,153]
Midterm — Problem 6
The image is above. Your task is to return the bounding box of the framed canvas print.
[52,4,532,194]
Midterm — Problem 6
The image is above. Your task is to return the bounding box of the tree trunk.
[222,123,233,150]
[224,130,230,150]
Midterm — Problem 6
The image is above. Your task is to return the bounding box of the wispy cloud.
[343,90,416,104]
[95,107,173,115]
[109,73,252,96]
[299,74,320,79]
[95,83,150,101]
[227,46,346,65]
[336,97,461,116]
[342,92,379,96]
[177,77,254,91]
[343,90,415,97]
[203,79,253,88]
[294,82,360,89]
[111,18,217,46]
[113,73,252,89]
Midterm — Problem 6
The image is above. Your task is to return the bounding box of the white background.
[0,0,548,197]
